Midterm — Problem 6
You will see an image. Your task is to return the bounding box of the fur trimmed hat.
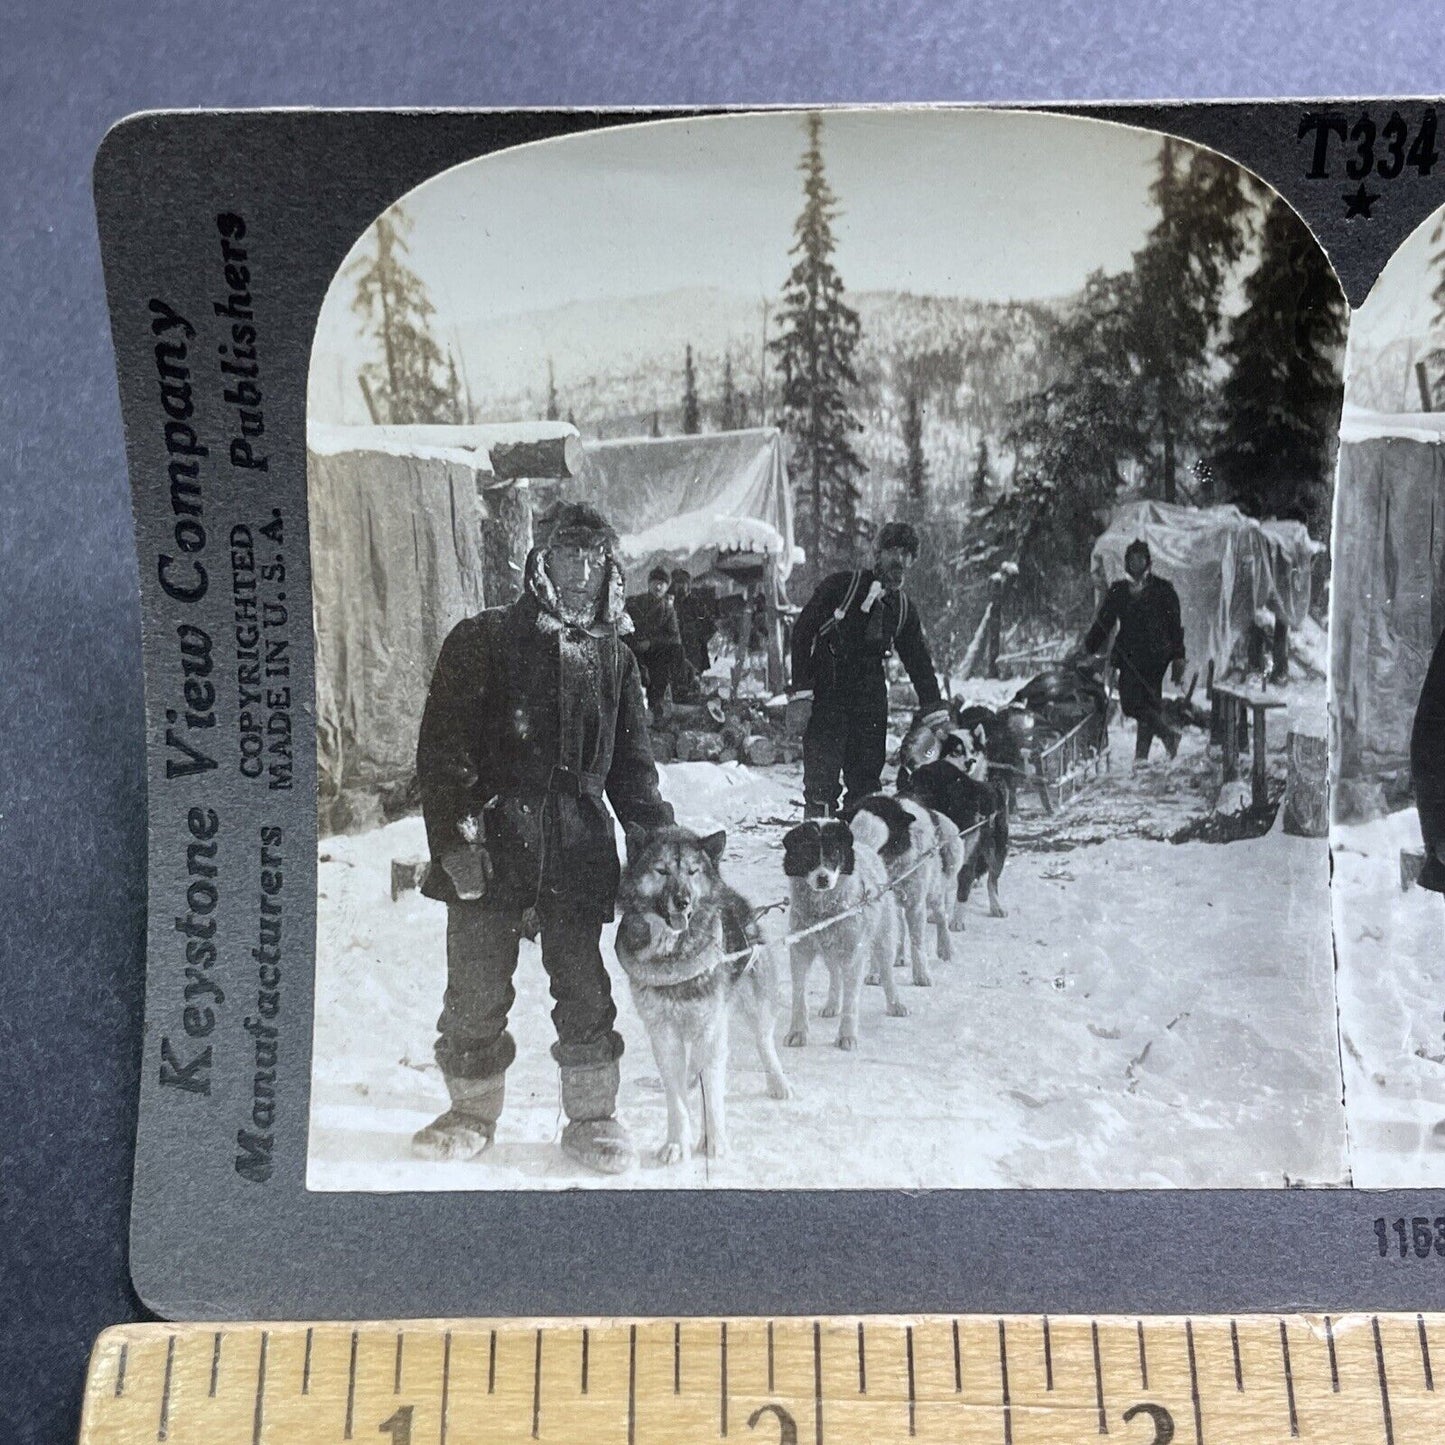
[538,502,618,552]
[1124,538,1152,572]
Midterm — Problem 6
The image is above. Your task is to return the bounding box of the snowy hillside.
[308,719,1346,1192]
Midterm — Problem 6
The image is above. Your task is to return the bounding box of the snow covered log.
[741,734,778,766]
[488,433,585,479]
[675,729,724,762]
[665,699,727,729]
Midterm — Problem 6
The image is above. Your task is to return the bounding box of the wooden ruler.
[78,1315,1445,1444]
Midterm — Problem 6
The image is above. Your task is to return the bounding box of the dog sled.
[1012,656,1112,815]
[1026,709,1110,814]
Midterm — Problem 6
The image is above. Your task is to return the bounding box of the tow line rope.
[711,811,1000,971]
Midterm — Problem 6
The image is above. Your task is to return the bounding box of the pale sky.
[315,109,1176,349]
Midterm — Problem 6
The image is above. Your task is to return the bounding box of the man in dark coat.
[1083,537,1186,762]
[625,565,694,712]
[788,521,947,817]
[1411,623,1445,895]
[671,567,716,677]
[413,503,674,1173]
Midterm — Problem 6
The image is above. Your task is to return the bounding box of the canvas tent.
[574,428,797,690]
[577,428,797,586]
[1091,500,1322,685]
[1332,406,1445,810]
[308,420,579,833]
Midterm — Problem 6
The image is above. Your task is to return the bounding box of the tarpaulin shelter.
[308,420,579,833]
[578,428,797,587]
[1332,406,1445,808]
[576,428,798,691]
[1091,499,1322,685]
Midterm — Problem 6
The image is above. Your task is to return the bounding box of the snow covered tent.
[574,428,797,690]
[1091,500,1322,683]
[1332,407,1445,812]
[308,420,581,833]
[576,428,796,583]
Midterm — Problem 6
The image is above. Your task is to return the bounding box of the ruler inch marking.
[674,1321,681,1395]
[1042,1314,1053,1391]
[1230,1317,1243,1392]
[721,1321,729,1437]
[1186,1319,1204,1445]
[998,1319,1013,1445]
[582,1325,590,1395]
[1279,1319,1299,1438]
[858,1322,867,1394]
[1419,1313,1435,1391]
[344,1329,359,1440]
[302,1327,313,1396]
[768,1320,775,1394]
[252,1330,268,1445]
[532,1327,542,1440]
[210,1330,223,1397]
[628,1324,637,1445]
[394,1330,404,1394]
[1092,1319,1108,1434]
[1373,1315,1395,1445]
[489,1328,497,1394]
[953,1317,962,1392]
[440,1330,452,1445]
[906,1324,916,1438]
[157,1333,175,1443]
[1325,1315,1339,1393]
[114,1342,128,1398]
[814,1319,823,1445]
[1136,1320,1148,1389]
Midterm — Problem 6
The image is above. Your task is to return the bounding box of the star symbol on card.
[1342,181,1380,219]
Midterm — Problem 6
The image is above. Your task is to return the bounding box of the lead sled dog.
[615,824,791,1164]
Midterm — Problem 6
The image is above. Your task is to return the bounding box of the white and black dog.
[846,793,966,980]
[781,819,907,1050]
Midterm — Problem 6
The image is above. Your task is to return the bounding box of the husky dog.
[902,749,1010,923]
[615,824,791,1164]
[847,794,965,980]
[781,819,907,1050]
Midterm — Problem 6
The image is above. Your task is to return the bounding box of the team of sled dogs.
[613,708,1012,1163]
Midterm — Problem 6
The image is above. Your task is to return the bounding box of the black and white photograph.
[302,108,1349,1191]
[1331,206,1445,1186]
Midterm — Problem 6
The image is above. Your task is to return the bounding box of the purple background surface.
[6,2,1445,1439]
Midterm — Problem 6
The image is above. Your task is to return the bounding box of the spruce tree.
[1212,195,1346,533]
[771,112,866,574]
[1131,138,1251,502]
[682,344,701,434]
[545,360,560,421]
[346,207,461,424]
[968,436,992,508]
[901,387,927,519]
[719,354,739,430]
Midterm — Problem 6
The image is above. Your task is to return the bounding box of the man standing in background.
[670,567,716,681]
[1083,537,1186,763]
[625,565,697,713]
[788,521,946,818]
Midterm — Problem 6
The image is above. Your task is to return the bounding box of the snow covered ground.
[1332,808,1445,1186]
[307,697,1349,1192]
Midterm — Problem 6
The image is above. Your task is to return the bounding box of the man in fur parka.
[413,503,674,1173]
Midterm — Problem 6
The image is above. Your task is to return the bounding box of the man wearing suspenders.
[788,521,947,818]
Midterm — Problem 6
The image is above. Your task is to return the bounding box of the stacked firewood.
[647,697,803,767]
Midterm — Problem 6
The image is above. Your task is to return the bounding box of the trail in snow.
[308,699,1346,1191]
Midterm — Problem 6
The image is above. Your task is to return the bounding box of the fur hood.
[522,545,631,637]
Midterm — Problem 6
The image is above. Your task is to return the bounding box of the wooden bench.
[1212,682,1288,812]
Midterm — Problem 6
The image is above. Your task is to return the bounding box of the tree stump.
[676,730,723,763]
[1282,730,1328,837]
